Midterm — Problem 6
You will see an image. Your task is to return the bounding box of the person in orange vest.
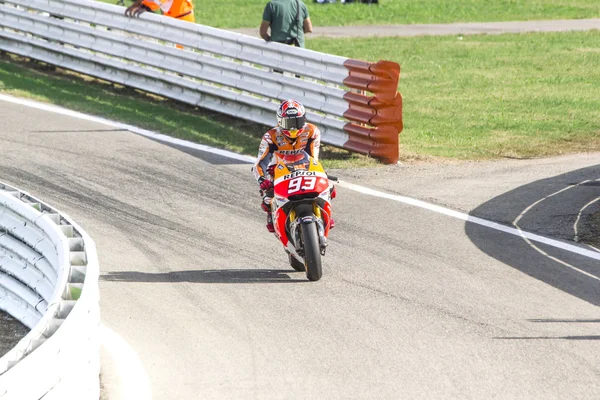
[124,0,195,23]
[140,1,160,13]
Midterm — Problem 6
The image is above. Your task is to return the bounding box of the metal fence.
[0,0,403,163]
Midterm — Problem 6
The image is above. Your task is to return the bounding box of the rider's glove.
[259,178,273,191]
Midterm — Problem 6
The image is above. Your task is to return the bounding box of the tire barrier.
[0,182,100,400]
[342,60,403,164]
[0,0,403,163]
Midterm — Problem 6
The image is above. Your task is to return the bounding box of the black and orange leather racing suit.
[253,124,321,183]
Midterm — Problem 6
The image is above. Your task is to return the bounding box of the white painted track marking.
[510,180,600,280]
[575,196,600,242]
[1,95,598,265]
[573,179,600,244]
[513,180,590,226]
[337,181,600,262]
[0,94,255,163]
[101,325,152,400]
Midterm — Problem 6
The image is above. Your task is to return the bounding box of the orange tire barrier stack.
[342,60,403,164]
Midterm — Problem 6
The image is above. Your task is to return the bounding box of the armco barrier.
[0,182,100,399]
[0,0,403,163]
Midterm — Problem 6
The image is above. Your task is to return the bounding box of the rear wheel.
[288,253,305,272]
[300,222,322,281]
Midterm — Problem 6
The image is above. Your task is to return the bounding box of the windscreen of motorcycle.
[273,154,329,198]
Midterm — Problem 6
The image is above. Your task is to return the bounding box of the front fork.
[289,205,328,256]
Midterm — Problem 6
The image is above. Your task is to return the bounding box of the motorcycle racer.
[253,99,334,233]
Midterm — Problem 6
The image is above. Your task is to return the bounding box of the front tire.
[301,222,322,281]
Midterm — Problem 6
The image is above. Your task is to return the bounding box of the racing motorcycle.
[266,151,336,281]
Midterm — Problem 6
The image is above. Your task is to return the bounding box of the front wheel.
[301,222,322,281]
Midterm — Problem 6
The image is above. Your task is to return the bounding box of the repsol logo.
[282,171,315,180]
[277,150,303,155]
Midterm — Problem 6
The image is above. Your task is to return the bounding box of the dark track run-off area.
[0,313,29,356]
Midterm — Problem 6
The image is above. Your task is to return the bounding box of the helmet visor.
[280,116,306,130]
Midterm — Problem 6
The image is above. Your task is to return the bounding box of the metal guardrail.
[0,0,403,163]
[0,182,100,400]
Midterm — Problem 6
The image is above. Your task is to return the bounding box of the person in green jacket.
[259,0,313,48]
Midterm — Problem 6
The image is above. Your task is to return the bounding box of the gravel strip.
[0,311,29,357]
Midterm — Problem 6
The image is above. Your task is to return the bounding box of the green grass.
[309,30,600,159]
[101,0,600,28]
[2,31,599,162]
[0,54,375,168]
[69,284,82,300]
[0,55,266,155]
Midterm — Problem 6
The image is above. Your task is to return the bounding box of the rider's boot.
[266,213,275,233]
[261,200,275,233]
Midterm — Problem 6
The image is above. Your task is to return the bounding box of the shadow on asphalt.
[465,164,600,306]
[101,269,307,283]
[150,139,254,165]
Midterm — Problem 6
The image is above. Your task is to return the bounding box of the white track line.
[573,179,600,243]
[574,196,600,242]
[574,181,600,254]
[338,181,600,263]
[513,181,589,226]
[101,325,152,400]
[510,180,600,280]
[2,93,599,265]
[0,94,256,163]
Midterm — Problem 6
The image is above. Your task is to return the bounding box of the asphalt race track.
[1,99,599,399]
